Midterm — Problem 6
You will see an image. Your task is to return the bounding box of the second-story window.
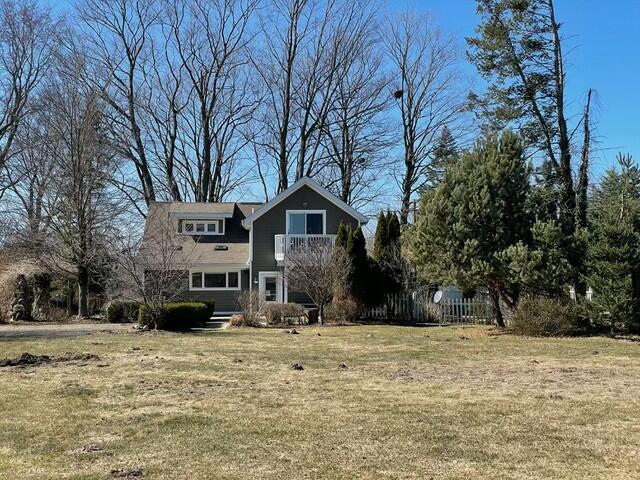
[182,219,224,235]
[287,211,325,235]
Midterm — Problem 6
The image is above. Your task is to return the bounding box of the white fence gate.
[362,291,494,325]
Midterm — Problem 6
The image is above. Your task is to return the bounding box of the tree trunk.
[78,265,90,319]
[489,288,505,328]
[631,266,640,333]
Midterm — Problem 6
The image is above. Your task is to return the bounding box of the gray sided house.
[139,177,368,313]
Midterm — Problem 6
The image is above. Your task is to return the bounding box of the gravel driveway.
[0,323,132,339]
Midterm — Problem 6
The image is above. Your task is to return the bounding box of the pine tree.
[587,153,640,333]
[430,126,458,187]
[412,131,532,326]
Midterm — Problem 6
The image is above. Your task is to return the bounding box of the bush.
[229,313,261,327]
[237,290,266,326]
[106,301,140,323]
[138,301,213,330]
[325,296,362,324]
[510,296,588,337]
[264,303,306,325]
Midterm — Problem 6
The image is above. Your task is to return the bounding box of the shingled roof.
[138,202,255,268]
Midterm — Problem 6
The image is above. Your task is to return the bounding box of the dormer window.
[181,219,224,235]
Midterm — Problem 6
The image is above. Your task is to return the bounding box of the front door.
[259,272,283,303]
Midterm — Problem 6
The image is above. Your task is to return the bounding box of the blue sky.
[51,0,639,186]
[391,0,640,180]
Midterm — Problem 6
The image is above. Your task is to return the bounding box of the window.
[264,277,277,302]
[190,271,241,290]
[182,219,224,235]
[288,213,305,234]
[204,273,226,288]
[306,213,323,234]
[286,211,325,235]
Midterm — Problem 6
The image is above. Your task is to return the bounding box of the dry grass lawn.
[0,325,639,479]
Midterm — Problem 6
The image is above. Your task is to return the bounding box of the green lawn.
[0,325,639,479]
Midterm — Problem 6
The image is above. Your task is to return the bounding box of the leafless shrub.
[284,243,351,324]
[237,289,266,326]
[324,295,361,324]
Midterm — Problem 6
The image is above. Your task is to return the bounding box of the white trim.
[285,209,326,234]
[241,177,368,228]
[258,271,283,303]
[189,269,242,291]
[171,212,233,219]
[248,227,253,292]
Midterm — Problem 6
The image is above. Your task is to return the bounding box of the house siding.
[251,184,361,301]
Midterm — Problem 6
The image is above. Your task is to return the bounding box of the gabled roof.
[140,203,250,267]
[241,177,368,228]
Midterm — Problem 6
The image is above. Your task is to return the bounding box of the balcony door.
[259,272,283,303]
[286,210,325,235]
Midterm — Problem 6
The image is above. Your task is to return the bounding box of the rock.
[592,350,599,355]
[338,362,348,369]
[232,358,243,363]
[290,362,304,371]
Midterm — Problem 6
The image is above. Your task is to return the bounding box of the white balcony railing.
[274,234,337,261]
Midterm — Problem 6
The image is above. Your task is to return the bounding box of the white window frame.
[181,219,225,236]
[189,269,241,291]
[285,210,326,235]
[258,271,283,303]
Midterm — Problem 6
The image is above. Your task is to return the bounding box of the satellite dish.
[433,290,443,304]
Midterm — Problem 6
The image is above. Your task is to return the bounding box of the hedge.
[106,301,140,323]
[138,301,214,331]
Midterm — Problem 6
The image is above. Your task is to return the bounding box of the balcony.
[274,234,337,261]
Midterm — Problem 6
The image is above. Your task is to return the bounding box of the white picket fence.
[362,290,494,325]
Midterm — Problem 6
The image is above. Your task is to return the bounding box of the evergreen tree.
[587,153,640,333]
[340,225,371,306]
[373,211,388,261]
[387,211,401,245]
[412,131,532,326]
[430,126,458,187]
[335,222,350,250]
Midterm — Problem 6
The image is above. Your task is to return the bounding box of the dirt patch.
[111,467,143,478]
[0,352,100,368]
[72,444,104,455]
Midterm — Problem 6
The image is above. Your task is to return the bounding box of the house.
[139,177,369,313]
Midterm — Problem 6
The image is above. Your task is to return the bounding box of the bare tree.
[383,12,467,224]
[80,0,160,207]
[317,3,392,207]
[165,0,258,202]
[284,242,351,323]
[252,0,311,194]
[111,214,199,321]
[40,53,122,318]
[0,0,58,182]
[3,105,58,244]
